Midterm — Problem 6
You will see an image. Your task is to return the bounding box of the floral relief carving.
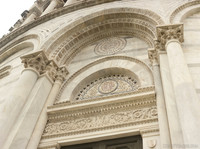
[21,51,68,82]
[75,75,139,100]
[43,107,158,137]
[155,24,184,51]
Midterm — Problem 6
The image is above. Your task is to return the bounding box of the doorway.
[61,136,142,149]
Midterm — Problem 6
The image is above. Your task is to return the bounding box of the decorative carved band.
[148,48,158,65]
[42,93,157,139]
[21,51,68,82]
[155,24,184,51]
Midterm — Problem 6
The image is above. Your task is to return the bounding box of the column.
[157,24,200,147]
[64,0,80,6]
[148,49,171,149]
[22,12,37,25]
[3,52,58,149]
[0,51,49,148]
[26,66,68,149]
[42,0,64,16]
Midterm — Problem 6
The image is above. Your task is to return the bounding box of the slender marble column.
[27,66,68,149]
[22,12,37,25]
[0,69,38,148]
[157,24,200,147]
[42,0,64,16]
[159,53,184,148]
[148,49,171,149]
[166,39,200,146]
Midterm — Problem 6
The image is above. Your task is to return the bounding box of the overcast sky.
[0,0,35,38]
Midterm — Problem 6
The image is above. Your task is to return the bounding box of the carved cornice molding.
[155,24,184,51]
[41,93,157,140]
[56,56,153,101]
[170,0,200,23]
[21,51,68,82]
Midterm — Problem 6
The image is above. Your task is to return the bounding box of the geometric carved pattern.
[76,75,139,100]
[94,37,126,55]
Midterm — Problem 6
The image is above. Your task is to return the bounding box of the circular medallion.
[98,80,118,94]
[94,37,126,55]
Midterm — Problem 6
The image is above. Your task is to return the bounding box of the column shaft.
[152,63,171,148]
[159,54,185,148]
[166,40,200,145]
[0,69,38,148]
[27,80,62,149]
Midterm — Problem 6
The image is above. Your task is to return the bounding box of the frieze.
[42,106,158,139]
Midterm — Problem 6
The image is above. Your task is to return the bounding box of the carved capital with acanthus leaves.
[55,66,68,83]
[148,48,158,65]
[156,24,184,51]
[45,60,58,82]
[21,51,49,75]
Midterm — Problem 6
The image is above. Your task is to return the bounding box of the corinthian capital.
[56,66,68,83]
[156,24,184,50]
[148,48,158,65]
[45,60,58,82]
[21,51,49,75]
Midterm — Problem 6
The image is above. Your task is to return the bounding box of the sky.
[0,0,35,38]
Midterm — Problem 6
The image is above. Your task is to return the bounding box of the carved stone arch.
[169,0,200,23]
[42,7,164,65]
[0,34,39,64]
[56,56,154,103]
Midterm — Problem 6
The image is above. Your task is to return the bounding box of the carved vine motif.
[94,37,127,55]
[43,107,157,137]
[75,75,139,100]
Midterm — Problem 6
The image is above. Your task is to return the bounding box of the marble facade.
[0,0,200,149]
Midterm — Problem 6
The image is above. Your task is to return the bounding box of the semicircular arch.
[42,7,164,65]
[56,56,154,104]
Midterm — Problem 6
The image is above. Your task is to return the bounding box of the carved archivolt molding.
[170,0,200,23]
[0,65,12,80]
[56,56,153,102]
[61,30,154,65]
[21,51,68,82]
[49,16,157,64]
[0,0,164,49]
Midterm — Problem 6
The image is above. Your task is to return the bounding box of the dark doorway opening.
[61,136,142,149]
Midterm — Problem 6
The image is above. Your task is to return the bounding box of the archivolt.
[43,7,164,65]
[0,34,39,64]
[56,56,153,103]
[170,0,200,23]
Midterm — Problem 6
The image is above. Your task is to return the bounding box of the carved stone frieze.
[155,24,184,51]
[43,107,157,138]
[42,91,157,139]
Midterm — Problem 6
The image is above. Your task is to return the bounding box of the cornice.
[0,0,119,48]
